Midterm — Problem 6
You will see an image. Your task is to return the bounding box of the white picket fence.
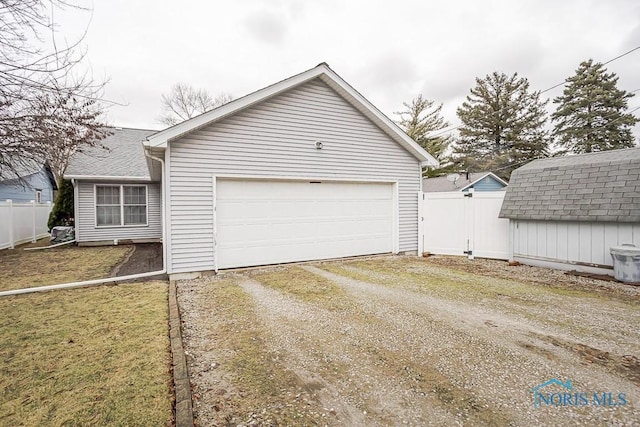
[0,200,53,250]
[421,190,509,260]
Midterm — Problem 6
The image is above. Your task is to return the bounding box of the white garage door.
[216,179,394,269]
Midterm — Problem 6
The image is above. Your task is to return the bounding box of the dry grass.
[0,282,172,426]
[0,241,172,426]
[321,257,602,303]
[189,276,322,426]
[0,239,131,291]
[251,266,351,310]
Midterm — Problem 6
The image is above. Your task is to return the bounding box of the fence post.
[7,200,14,249]
[466,189,475,260]
[417,192,424,256]
[31,200,36,243]
[46,201,52,234]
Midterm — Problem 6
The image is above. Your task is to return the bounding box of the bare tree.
[159,83,232,126]
[0,0,109,183]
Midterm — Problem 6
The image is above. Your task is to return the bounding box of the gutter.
[0,152,169,298]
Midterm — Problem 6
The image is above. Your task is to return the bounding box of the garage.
[143,63,439,277]
[215,179,395,269]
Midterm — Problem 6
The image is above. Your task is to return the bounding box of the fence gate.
[421,191,509,260]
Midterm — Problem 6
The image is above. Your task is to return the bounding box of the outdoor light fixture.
[315,140,323,149]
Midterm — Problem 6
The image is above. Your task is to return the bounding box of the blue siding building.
[423,171,508,193]
[0,163,57,203]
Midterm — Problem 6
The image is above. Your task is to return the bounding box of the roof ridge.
[108,126,159,132]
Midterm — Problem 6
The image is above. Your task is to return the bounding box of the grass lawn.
[0,242,172,426]
[0,239,132,292]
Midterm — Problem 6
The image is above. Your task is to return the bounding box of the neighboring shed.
[0,160,57,203]
[144,63,438,277]
[65,128,163,245]
[499,148,640,275]
[422,171,507,193]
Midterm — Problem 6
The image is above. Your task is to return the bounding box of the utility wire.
[426,46,640,138]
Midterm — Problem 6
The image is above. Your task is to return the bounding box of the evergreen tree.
[395,95,454,176]
[552,59,638,154]
[453,72,549,180]
[48,179,74,230]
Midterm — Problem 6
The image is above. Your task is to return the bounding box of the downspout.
[0,152,168,298]
[145,149,168,275]
[0,271,167,297]
[72,178,80,242]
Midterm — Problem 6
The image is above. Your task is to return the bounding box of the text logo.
[532,378,627,408]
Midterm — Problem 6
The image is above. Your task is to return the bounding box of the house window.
[35,190,42,203]
[95,185,147,226]
[123,186,147,225]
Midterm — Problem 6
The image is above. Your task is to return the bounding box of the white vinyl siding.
[77,181,161,242]
[168,78,421,274]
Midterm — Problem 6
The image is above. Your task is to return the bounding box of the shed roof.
[422,171,507,192]
[65,128,156,181]
[499,148,640,223]
[145,63,439,168]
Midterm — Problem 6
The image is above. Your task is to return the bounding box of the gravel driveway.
[178,256,640,426]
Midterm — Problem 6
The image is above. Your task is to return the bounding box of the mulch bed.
[111,243,167,281]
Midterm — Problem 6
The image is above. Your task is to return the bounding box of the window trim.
[94,184,149,228]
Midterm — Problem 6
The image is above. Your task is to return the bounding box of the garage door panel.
[216,180,393,269]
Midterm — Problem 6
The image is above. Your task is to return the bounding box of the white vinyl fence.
[421,190,509,260]
[0,200,53,250]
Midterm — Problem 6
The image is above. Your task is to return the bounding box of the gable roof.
[144,63,439,167]
[0,158,44,182]
[499,148,640,223]
[65,128,157,180]
[422,172,508,192]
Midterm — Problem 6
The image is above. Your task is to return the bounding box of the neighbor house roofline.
[144,62,439,167]
[64,175,151,181]
[459,172,508,191]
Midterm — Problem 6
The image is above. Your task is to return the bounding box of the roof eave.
[144,63,440,166]
[144,66,328,149]
[64,174,152,181]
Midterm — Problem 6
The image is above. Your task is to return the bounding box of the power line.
[540,46,640,94]
[426,46,640,138]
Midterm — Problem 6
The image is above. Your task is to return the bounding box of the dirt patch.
[179,257,640,426]
[111,243,166,281]
[533,334,640,386]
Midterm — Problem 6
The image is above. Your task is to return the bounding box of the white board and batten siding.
[512,220,640,273]
[168,78,422,274]
[75,181,162,242]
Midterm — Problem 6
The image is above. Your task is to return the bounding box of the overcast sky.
[60,0,640,138]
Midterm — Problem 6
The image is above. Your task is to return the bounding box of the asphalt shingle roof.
[499,148,640,222]
[65,128,156,179]
[0,158,43,182]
